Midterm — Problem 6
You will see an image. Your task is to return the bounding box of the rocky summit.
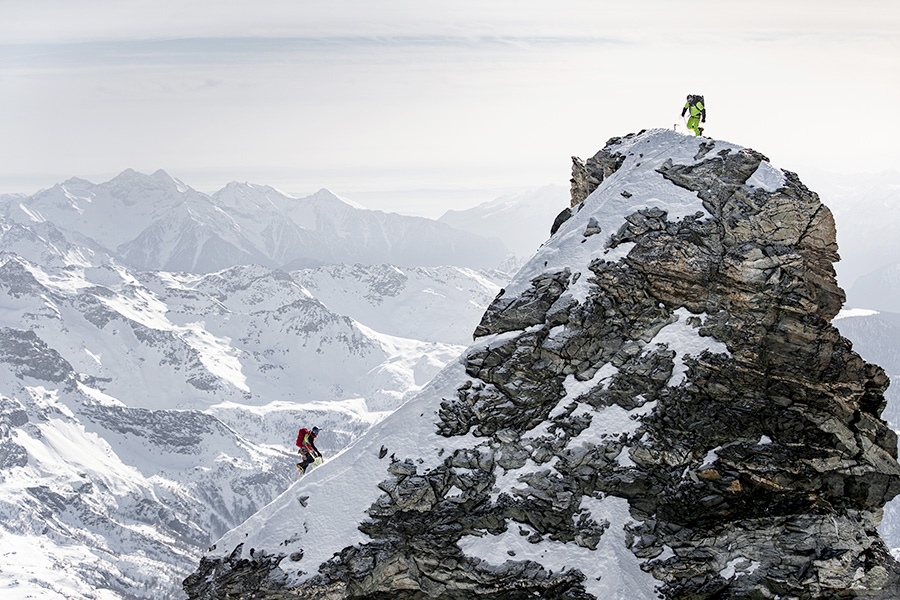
[184,129,900,600]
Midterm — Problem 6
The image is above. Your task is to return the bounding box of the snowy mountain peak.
[212,181,288,212]
[1,172,510,273]
[106,167,179,191]
[60,175,95,188]
[186,129,900,600]
[439,184,569,257]
[306,187,366,210]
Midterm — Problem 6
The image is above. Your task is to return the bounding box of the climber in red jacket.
[296,426,322,474]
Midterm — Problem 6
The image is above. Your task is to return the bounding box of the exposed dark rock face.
[0,328,75,384]
[182,544,291,599]
[569,134,632,207]
[185,130,900,599]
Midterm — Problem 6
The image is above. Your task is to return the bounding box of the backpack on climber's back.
[296,427,310,448]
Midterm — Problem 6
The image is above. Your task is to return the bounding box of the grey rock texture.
[569,137,629,207]
[185,130,900,599]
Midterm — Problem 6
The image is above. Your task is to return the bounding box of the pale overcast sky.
[2,0,899,216]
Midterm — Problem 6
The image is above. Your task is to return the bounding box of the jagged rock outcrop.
[569,141,629,207]
[185,129,900,600]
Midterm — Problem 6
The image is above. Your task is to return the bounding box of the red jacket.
[296,428,319,455]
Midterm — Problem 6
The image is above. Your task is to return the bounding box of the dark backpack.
[689,94,705,108]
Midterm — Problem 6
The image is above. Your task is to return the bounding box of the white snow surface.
[210,360,477,584]
[652,308,731,386]
[745,160,786,192]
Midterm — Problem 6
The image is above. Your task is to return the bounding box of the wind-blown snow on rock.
[185,129,900,600]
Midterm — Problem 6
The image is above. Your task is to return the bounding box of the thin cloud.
[1,0,899,205]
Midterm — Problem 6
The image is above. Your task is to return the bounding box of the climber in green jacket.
[681,94,706,136]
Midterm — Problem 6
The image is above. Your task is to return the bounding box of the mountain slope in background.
[0,171,510,273]
[292,263,509,345]
[847,263,900,313]
[800,169,900,309]
[437,184,568,259]
[0,335,293,598]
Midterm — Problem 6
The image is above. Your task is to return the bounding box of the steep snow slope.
[205,357,665,598]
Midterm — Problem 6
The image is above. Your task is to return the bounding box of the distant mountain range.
[801,169,900,311]
[437,184,568,258]
[0,169,511,273]
[847,263,900,313]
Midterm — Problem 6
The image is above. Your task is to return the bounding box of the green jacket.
[684,101,705,118]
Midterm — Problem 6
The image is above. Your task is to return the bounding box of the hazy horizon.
[3,1,899,216]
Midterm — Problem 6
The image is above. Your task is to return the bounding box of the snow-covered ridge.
[507,129,748,299]
[0,171,510,273]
